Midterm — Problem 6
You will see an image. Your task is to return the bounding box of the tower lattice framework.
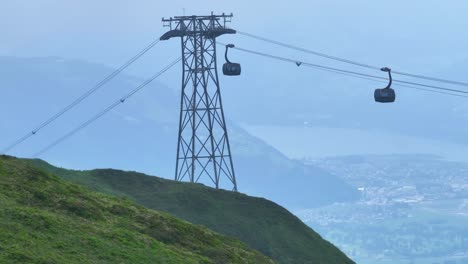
[161,13,238,191]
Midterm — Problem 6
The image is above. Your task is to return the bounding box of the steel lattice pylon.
[161,13,238,191]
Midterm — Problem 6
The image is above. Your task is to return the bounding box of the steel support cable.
[1,38,162,154]
[218,42,468,96]
[319,67,468,98]
[237,31,468,88]
[236,31,380,70]
[32,57,181,158]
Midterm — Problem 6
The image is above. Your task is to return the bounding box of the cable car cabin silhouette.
[223,63,241,76]
[223,44,241,76]
[374,67,396,103]
[374,88,396,103]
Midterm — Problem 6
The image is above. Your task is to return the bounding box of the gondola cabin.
[223,62,241,76]
[374,88,396,103]
[223,44,241,76]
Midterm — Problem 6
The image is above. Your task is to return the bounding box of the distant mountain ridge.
[28,157,356,264]
[0,56,359,209]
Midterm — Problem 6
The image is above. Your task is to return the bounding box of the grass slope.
[0,156,273,264]
[30,159,355,264]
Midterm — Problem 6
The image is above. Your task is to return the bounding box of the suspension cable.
[319,67,468,98]
[32,57,181,158]
[237,31,468,88]
[218,42,468,96]
[1,38,161,154]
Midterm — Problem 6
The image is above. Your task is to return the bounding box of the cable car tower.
[161,13,239,191]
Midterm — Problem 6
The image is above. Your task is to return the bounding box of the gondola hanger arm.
[381,67,392,89]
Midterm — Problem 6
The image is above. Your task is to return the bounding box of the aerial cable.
[317,66,468,98]
[237,31,380,70]
[218,42,468,96]
[1,38,162,154]
[237,31,468,88]
[32,57,181,158]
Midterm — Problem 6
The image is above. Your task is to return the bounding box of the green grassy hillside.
[30,159,355,264]
[0,156,273,264]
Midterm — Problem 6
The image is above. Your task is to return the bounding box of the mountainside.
[29,158,355,264]
[0,56,359,209]
[0,155,273,263]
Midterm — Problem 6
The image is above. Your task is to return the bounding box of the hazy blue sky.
[2,0,468,74]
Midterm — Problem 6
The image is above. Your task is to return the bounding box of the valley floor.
[296,155,468,264]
